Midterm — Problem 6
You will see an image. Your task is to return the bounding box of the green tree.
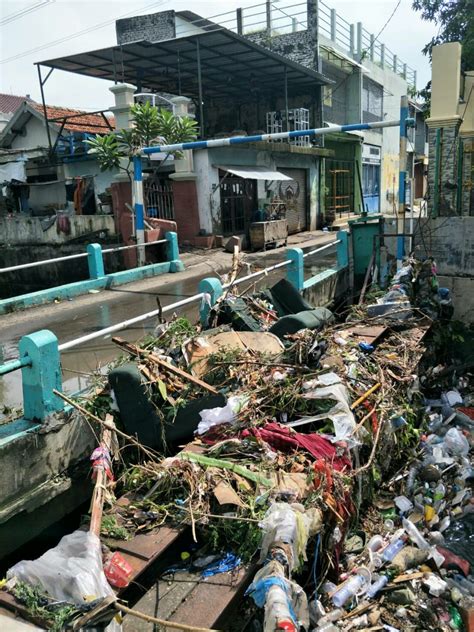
[413,0,474,67]
[86,101,198,178]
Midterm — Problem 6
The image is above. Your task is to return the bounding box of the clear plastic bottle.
[367,574,389,598]
[402,517,430,549]
[332,574,367,607]
[439,516,451,532]
[317,609,344,625]
[381,537,406,562]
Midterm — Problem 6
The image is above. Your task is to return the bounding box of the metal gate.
[144,177,174,220]
[276,168,307,234]
[219,173,257,236]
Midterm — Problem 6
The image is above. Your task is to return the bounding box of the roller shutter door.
[277,168,308,234]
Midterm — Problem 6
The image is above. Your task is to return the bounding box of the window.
[362,77,383,133]
[323,85,332,107]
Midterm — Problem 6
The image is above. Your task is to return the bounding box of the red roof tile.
[0,93,34,114]
[31,103,115,134]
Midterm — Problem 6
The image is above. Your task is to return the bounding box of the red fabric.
[242,422,351,472]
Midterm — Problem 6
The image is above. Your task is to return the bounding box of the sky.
[0,0,438,112]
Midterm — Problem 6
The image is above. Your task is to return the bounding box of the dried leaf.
[157,379,168,401]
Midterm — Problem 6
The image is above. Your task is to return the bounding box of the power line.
[373,0,402,44]
[0,0,54,26]
[1,0,169,64]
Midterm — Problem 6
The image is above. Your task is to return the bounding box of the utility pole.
[397,95,409,268]
[132,155,145,267]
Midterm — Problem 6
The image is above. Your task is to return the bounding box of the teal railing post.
[198,277,223,326]
[286,247,304,292]
[19,330,64,421]
[336,230,349,269]
[166,231,185,272]
[87,243,105,279]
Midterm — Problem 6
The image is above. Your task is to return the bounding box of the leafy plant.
[101,514,131,540]
[12,581,78,632]
[86,101,198,179]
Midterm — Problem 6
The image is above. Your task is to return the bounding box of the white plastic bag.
[7,530,114,604]
[302,378,357,445]
[443,427,469,456]
[196,395,247,435]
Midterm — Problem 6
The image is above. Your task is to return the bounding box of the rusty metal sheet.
[345,325,387,345]
[110,526,185,588]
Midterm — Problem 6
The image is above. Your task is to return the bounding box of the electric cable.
[372,0,402,45]
[1,0,169,64]
[0,0,54,26]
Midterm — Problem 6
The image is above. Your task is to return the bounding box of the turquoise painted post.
[166,231,184,272]
[19,330,64,421]
[87,243,105,279]
[198,277,223,326]
[336,230,349,269]
[286,247,304,292]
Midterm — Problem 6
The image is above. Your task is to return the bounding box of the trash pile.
[2,257,472,632]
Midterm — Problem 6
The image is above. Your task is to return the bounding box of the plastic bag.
[7,530,114,604]
[196,395,247,435]
[443,427,469,457]
[259,503,311,572]
[302,379,357,445]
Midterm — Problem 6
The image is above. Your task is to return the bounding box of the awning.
[218,165,293,181]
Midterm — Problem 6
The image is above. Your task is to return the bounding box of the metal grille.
[144,178,174,220]
[276,168,307,234]
[266,109,310,147]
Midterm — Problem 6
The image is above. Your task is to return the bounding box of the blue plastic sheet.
[201,552,241,577]
[245,576,297,623]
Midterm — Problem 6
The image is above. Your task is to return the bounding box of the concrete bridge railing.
[0,231,348,431]
[0,231,183,315]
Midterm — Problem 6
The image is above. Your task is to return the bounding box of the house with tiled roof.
[0,99,116,217]
[0,93,34,132]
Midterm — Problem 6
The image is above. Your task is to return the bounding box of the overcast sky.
[0,0,438,112]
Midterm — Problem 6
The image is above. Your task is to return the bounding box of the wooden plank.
[111,527,186,589]
[167,564,256,630]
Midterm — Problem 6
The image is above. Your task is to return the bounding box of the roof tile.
[31,103,115,134]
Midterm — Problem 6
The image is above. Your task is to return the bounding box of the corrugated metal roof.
[38,30,331,101]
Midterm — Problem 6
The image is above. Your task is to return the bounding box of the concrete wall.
[116,10,176,44]
[413,216,474,323]
[62,159,115,196]
[0,214,117,245]
[194,144,322,234]
[0,411,95,558]
[28,180,66,210]
[10,115,58,151]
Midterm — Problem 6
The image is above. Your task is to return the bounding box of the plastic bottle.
[331,574,368,607]
[264,585,297,632]
[317,609,344,625]
[381,537,406,562]
[366,575,388,598]
[316,624,338,632]
[402,518,430,549]
[433,483,446,502]
[439,516,451,533]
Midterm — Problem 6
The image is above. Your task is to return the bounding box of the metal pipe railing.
[0,356,32,376]
[58,292,205,352]
[0,239,168,274]
[0,251,88,274]
[222,259,291,290]
[302,239,340,259]
[101,239,167,254]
